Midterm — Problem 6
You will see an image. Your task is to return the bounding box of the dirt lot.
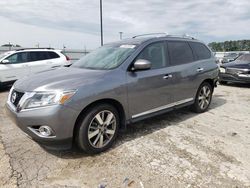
[0,84,250,188]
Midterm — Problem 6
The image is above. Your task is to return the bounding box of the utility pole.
[119,32,123,40]
[63,44,66,52]
[100,0,103,46]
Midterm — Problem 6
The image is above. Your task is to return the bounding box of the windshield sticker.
[120,45,136,49]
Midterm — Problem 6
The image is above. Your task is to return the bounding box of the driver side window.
[136,42,167,69]
[6,53,18,63]
[5,52,29,64]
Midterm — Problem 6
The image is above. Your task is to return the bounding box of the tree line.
[208,40,250,52]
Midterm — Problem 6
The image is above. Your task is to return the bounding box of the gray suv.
[6,35,219,153]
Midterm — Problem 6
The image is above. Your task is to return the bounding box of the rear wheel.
[192,82,213,113]
[76,104,119,154]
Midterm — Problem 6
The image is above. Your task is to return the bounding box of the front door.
[127,41,175,119]
[0,52,30,82]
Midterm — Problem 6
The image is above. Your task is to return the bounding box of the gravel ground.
[0,84,250,188]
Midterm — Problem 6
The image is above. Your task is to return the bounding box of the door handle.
[163,74,173,79]
[197,68,204,72]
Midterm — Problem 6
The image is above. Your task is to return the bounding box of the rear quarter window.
[189,42,211,60]
[48,52,60,59]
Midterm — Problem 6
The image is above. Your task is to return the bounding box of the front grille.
[11,90,24,107]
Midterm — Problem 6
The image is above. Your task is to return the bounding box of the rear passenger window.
[48,52,60,59]
[29,52,49,61]
[168,41,194,65]
[136,42,167,69]
[189,42,211,60]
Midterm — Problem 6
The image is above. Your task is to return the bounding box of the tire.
[192,82,213,113]
[219,81,227,85]
[76,103,120,154]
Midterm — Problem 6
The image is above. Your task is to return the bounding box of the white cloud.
[0,0,249,49]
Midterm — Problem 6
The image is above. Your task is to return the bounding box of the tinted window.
[6,52,29,63]
[136,42,167,69]
[29,52,49,61]
[48,52,60,59]
[168,41,194,65]
[189,42,211,60]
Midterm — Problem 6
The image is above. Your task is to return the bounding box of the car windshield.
[72,44,136,70]
[236,54,250,62]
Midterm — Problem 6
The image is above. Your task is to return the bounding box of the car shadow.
[45,94,227,159]
[0,85,11,93]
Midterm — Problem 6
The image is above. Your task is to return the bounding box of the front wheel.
[219,81,227,85]
[76,104,119,154]
[192,82,213,113]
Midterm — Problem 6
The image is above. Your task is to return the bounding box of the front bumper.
[219,73,250,83]
[5,102,80,150]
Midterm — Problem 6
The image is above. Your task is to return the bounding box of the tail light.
[65,55,70,61]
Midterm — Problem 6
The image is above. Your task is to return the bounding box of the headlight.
[22,90,76,109]
[219,67,226,73]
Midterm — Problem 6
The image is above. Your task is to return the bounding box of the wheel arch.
[200,79,215,92]
[73,98,126,140]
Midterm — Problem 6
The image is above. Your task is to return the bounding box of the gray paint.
[5,36,219,149]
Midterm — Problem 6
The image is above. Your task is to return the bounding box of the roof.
[14,48,57,52]
[106,34,199,47]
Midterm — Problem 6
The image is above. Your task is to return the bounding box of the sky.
[0,0,250,50]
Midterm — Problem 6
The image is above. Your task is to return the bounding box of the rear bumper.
[219,73,250,83]
[5,102,80,150]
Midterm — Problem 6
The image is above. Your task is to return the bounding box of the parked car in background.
[221,53,240,64]
[219,54,250,84]
[5,35,218,153]
[0,48,71,88]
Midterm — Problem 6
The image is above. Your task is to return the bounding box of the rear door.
[29,51,54,73]
[166,41,198,103]
[0,52,30,82]
[189,42,213,83]
[127,41,176,119]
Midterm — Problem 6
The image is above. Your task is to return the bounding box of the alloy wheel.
[198,85,212,110]
[87,110,117,148]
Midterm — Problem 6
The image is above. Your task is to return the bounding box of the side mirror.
[132,59,151,71]
[1,59,10,64]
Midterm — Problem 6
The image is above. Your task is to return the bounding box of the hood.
[222,60,250,69]
[14,67,108,92]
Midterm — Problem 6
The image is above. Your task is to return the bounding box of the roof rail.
[166,34,196,40]
[15,48,55,51]
[132,33,196,40]
[132,33,167,38]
